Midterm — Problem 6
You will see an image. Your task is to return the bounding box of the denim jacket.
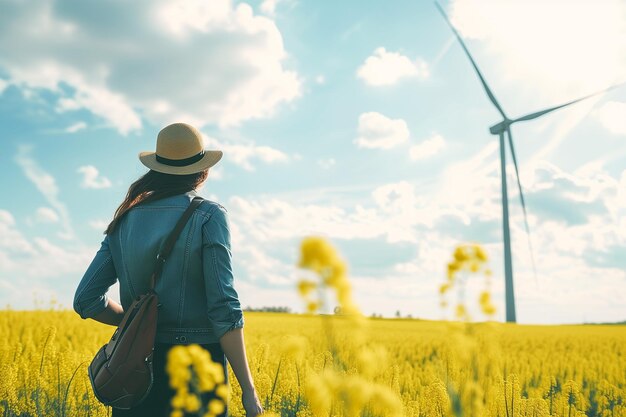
[73,189,245,344]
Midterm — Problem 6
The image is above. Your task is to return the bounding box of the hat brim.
[138,150,223,175]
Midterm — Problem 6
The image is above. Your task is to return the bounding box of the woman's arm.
[74,234,119,323]
[220,327,263,416]
[202,205,263,415]
[92,298,125,326]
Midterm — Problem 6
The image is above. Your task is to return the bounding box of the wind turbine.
[434,1,625,322]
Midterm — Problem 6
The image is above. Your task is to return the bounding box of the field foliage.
[1,310,624,416]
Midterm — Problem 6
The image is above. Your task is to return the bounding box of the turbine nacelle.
[489,120,511,135]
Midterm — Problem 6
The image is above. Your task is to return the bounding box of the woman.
[73,122,264,417]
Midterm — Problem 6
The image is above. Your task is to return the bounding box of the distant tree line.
[242,305,422,319]
[367,310,414,319]
[243,306,292,313]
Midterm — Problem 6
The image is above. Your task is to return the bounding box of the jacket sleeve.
[73,234,118,319]
[202,205,245,340]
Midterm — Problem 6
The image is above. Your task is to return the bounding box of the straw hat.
[138,122,223,175]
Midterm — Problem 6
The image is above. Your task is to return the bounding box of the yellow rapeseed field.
[1,310,625,416]
[1,238,624,417]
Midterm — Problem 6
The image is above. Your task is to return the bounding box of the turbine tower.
[434,1,624,322]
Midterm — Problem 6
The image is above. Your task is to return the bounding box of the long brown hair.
[104,169,209,235]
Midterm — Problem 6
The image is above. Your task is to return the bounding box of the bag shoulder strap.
[149,195,204,290]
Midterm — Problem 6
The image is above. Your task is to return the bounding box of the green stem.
[504,378,510,417]
[295,361,301,412]
[511,377,514,417]
[269,356,282,406]
[40,327,53,374]
[85,379,91,417]
[568,385,573,417]
[62,361,88,417]
[57,360,61,416]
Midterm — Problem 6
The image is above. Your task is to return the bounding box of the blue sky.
[1,0,625,324]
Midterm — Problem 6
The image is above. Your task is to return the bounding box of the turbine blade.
[511,80,626,123]
[434,1,507,119]
[505,126,539,286]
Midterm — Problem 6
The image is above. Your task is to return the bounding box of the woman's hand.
[219,327,263,415]
[242,388,263,416]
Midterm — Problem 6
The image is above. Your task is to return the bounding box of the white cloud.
[77,165,112,189]
[354,112,410,149]
[315,75,325,84]
[0,211,14,227]
[259,0,279,16]
[437,141,500,207]
[259,0,295,17]
[317,157,336,169]
[228,195,379,243]
[409,133,446,160]
[237,244,293,285]
[203,133,291,171]
[220,152,625,322]
[1,213,77,272]
[0,210,101,310]
[207,164,224,180]
[357,47,429,86]
[35,207,60,223]
[2,152,625,321]
[64,121,87,134]
[370,181,423,243]
[0,210,36,256]
[53,78,142,135]
[260,0,277,15]
[0,0,302,134]
[448,0,626,100]
[447,0,626,165]
[88,219,109,231]
[14,144,75,241]
[0,78,8,94]
[592,101,626,136]
[225,179,468,246]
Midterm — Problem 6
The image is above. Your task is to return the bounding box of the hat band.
[156,150,205,167]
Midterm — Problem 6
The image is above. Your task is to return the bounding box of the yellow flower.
[479,291,496,316]
[183,393,201,413]
[455,304,469,320]
[441,243,494,321]
[198,378,216,392]
[215,384,229,401]
[170,393,186,409]
[298,236,337,272]
[297,279,317,296]
[474,244,488,262]
[447,261,460,279]
[307,301,320,313]
[168,345,192,367]
[208,398,225,415]
[453,246,469,262]
[166,344,228,417]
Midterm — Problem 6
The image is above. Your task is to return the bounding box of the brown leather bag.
[87,196,204,409]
